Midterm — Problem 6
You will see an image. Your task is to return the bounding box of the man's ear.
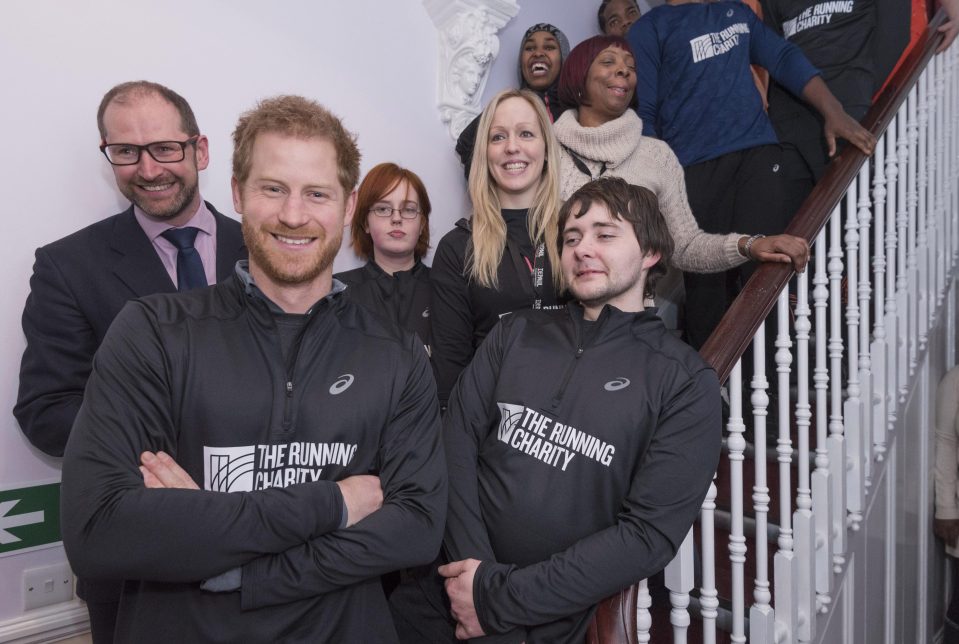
[193,135,210,171]
[343,189,357,228]
[231,176,243,214]
[641,252,661,270]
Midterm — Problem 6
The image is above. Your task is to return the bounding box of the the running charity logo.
[690,22,749,63]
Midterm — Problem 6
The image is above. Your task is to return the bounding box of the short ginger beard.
[242,218,342,286]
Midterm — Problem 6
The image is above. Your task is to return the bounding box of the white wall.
[0,0,598,632]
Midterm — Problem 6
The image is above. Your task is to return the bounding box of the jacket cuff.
[472,560,525,639]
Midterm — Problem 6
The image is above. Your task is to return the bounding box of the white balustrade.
[727,360,747,644]
[750,323,775,642]
[665,530,694,644]
[641,36,959,644]
[872,135,889,458]
[774,292,798,642]
[828,207,848,569]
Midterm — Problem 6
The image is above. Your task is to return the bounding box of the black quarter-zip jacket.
[443,303,721,643]
[430,211,563,407]
[335,259,432,351]
[61,272,447,643]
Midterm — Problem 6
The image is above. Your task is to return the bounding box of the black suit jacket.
[15,202,246,457]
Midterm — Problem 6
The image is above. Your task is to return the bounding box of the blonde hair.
[467,89,562,289]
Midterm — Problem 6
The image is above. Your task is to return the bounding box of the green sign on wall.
[0,482,61,556]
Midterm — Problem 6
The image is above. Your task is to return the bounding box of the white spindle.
[699,477,719,644]
[812,229,833,610]
[953,48,959,268]
[872,133,889,456]
[950,48,958,270]
[727,359,747,644]
[896,103,910,401]
[952,48,958,269]
[749,323,775,642]
[935,53,946,308]
[857,162,875,488]
[794,269,817,639]
[906,84,919,375]
[774,291,798,641]
[844,178,864,530]
[917,67,930,348]
[637,578,651,644]
[883,122,899,429]
[927,60,939,328]
[828,205,848,567]
[666,529,694,644]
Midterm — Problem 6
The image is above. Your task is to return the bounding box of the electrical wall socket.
[23,562,74,610]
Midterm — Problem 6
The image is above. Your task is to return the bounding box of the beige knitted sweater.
[553,109,746,273]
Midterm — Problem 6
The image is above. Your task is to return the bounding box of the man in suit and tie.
[13,80,245,643]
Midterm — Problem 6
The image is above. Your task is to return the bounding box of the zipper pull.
[576,347,584,358]
[286,381,294,396]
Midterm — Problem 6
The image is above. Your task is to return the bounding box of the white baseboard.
[0,601,89,644]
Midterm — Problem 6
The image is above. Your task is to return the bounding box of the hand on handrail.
[745,234,810,273]
[823,109,877,158]
[938,0,959,52]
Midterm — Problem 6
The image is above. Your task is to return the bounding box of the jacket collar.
[108,205,177,297]
[567,300,663,342]
[234,260,346,316]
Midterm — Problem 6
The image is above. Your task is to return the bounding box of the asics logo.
[604,377,631,392]
[330,374,355,395]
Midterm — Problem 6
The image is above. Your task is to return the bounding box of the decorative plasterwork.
[424,0,520,140]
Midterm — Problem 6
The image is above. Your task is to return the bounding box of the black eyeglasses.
[369,205,422,219]
[100,136,200,166]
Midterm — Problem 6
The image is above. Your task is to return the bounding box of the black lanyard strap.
[563,145,607,180]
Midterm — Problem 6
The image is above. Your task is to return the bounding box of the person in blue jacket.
[627,0,875,348]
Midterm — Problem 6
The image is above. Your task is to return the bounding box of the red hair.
[351,163,432,261]
[558,35,637,110]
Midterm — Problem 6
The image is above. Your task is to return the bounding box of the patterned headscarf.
[517,23,571,88]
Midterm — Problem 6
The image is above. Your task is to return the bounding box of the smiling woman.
[430,88,564,408]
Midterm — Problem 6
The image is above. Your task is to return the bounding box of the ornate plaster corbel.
[424,0,520,140]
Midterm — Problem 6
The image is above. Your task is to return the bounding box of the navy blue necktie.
[161,227,208,292]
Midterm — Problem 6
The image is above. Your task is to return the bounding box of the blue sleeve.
[746,6,819,97]
[628,18,661,138]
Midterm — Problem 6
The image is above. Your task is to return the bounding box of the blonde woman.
[431,88,563,407]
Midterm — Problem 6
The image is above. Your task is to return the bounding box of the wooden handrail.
[699,10,949,384]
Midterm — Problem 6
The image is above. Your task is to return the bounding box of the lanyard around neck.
[564,145,607,180]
